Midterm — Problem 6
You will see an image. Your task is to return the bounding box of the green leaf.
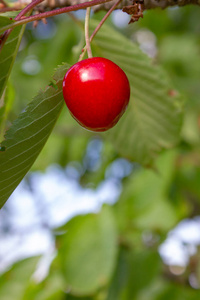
[106,248,161,300]
[126,250,161,299]
[0,15,14,27]
[155,283,200,300]
[106,248,130,300]
[0,15,24,99]
[0,81,15,140]
[114,150,180,231]
[0,256,40,300]
[57,205,118,296]
[66,295,94,300]
[0,64,68,208]
[24,270,65,300]
[91,20,183,165]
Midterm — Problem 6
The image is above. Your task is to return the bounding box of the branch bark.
[1,0,199,15]
[144,0,200,9]
[35,0,131,11]
[35,0,200,11]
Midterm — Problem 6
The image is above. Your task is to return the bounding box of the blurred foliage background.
[0,4,200,300]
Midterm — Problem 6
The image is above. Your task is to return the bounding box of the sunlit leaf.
[0,256,40,300]
[114,150,180,231]
[57,205,118,296]
[23,269,65,300]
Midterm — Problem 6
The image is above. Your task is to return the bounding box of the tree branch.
[34,0,200,11]
[144,0,200,9]
[1,0,199,16]
[0,0,113,34]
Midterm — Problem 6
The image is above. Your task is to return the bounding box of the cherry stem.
[79,0,122,61]
[85,4,92,58]
[0,0,113,34]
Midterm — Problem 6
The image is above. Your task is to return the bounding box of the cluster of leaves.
[0,15,182,207]
[0,3,200,300]
[1,148,200,299]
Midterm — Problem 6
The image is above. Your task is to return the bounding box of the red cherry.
[62,57,130,132]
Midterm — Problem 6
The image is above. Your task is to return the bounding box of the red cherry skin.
[62,57,130,132]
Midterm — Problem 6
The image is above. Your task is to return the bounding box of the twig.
[91,0,122,40]
[0,0,113,34]
[0,0,45,52]
[15,0,44,20]
[79,0,122,61]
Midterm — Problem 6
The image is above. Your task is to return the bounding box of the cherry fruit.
[62,57,130,132]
